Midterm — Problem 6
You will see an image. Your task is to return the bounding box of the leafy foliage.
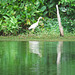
[59,0,75,33]
[0,0,75,35]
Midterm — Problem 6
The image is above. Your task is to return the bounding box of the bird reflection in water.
[29,41,42,57]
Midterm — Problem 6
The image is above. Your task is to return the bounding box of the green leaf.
[32,0,35,3]
[10,16,17,24]
[3,16,9,19]
[39,0,44,5]
[49,3,54,8]
[40,6,46,12]
[16,15,21,19]
[0,20,2,25]
[43,11,48,15]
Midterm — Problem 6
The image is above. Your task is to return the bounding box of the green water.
[0,41,75,75]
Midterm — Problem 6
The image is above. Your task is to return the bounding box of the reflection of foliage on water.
[0,41,75,75]
[0,41,58,75]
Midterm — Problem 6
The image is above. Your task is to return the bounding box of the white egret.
[28,17,44,31]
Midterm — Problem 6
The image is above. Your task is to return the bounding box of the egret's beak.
[42,17,44,20]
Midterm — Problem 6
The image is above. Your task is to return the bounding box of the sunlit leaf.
[3,16,9,19]
[0,20,2,25]
[27,19,31,25]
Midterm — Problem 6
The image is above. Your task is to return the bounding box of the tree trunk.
[56,5,64,37]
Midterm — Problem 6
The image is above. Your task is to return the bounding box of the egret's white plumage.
[28,17,43,30]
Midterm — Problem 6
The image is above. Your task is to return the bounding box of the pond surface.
[0,41,75,75]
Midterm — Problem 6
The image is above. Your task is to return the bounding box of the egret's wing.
[28,22,38,30]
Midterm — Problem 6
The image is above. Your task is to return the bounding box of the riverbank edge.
[0,35,75,41]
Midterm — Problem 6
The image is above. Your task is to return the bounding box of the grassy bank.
[0,33,75,41]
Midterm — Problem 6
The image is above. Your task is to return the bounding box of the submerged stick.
[56,5,64,37]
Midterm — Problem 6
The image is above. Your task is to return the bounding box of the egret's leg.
[31,29,34,33]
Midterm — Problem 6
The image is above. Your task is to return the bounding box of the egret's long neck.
[37,18,40,23]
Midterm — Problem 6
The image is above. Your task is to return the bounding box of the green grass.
[0,32,75,41]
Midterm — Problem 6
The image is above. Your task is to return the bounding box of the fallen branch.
[56,4,64,37]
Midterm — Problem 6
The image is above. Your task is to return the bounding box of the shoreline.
[0,35,75,41]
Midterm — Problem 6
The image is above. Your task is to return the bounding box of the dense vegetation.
[0,0,75,36]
